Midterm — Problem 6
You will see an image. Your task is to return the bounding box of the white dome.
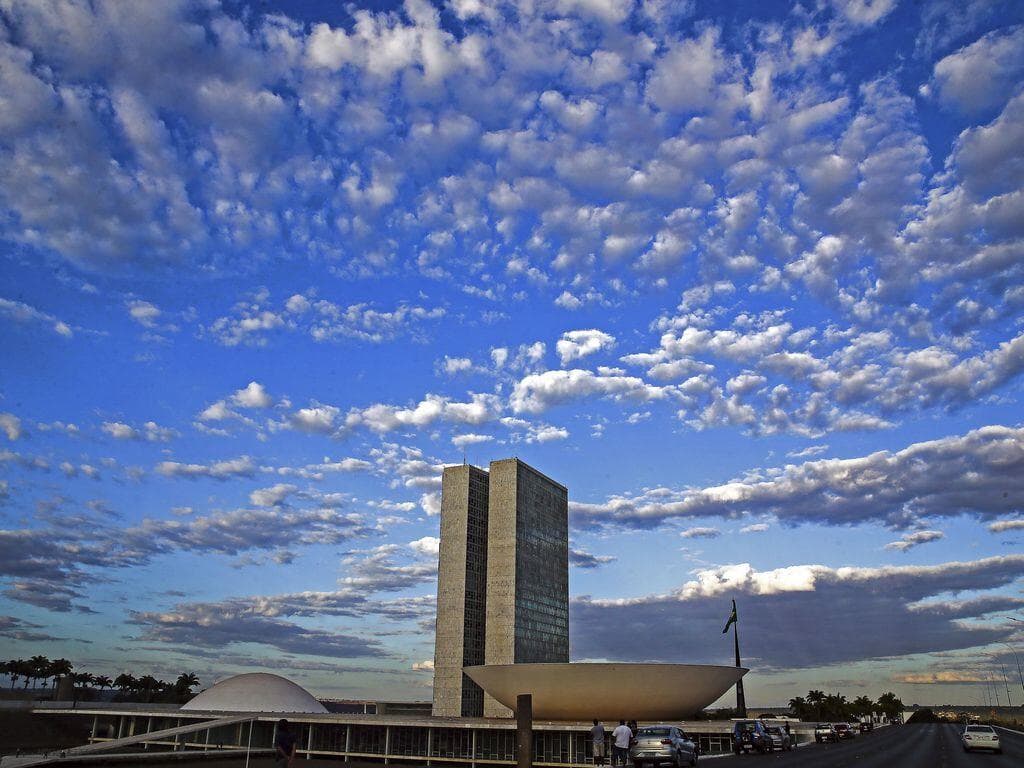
[181,672,328,713]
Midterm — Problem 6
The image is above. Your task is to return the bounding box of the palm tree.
[876,692,903,723]
[28,655,50,690]
[15,659,34,689]
[138,675,159,703]
[806,689,826,721]
[71,672,93,703]
[175,672,200,696]
[49,658,73,688]
[787,696,808,720]
[93,675,113,695]
[853,695,874,720]
[113,673,137,698]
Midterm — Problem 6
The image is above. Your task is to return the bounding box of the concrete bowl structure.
[465,663,746,721]
[181,672,328,713]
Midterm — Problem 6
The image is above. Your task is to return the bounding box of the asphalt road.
[705,723,1023,768]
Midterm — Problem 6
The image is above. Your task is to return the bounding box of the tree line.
[787,690,904,722]
[1,656,200,703]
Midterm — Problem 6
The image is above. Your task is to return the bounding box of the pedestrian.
[590,719,606,766]
[612,719,632,768]
[275,719,298,768]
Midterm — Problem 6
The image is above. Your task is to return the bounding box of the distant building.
[432,458,569,718]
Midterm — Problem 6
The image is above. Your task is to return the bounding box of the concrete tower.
[432,464,490,717]
[483,458,569,718]
[432,458,569,719]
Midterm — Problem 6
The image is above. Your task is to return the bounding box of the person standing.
[275,719,298,768]
[590,719,606,766]
[612,719,632,768]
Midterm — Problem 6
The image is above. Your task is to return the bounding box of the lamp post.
[999,642,1024,703]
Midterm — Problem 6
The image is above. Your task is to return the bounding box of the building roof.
[181,672,328,714]
[465,663,746,721]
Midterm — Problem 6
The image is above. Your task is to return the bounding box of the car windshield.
[965,726,994,733]
[738,723,758,732]
[766,727,782,735]
[638,728,671,737]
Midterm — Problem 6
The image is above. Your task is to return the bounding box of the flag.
[722,600,737,634]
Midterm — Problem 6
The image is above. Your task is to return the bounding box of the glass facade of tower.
[459,466,489,716]
[513,462,570,663]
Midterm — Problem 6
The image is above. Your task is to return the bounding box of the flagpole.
[732,599,746,717]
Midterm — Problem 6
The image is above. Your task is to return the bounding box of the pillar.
[517,695,533,768]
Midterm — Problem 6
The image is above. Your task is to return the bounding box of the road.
[705,723,1023,767]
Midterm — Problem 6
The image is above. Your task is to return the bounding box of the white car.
[961,725,1001,754]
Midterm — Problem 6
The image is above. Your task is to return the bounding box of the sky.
[1,0,1023,709]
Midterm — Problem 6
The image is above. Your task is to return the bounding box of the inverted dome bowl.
[464,663,746,721]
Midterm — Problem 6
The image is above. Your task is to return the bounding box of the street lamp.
[1000,643,1024,703]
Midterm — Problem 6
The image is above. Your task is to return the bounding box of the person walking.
[275,719,298,768]
[612,719,632,768]
[590,719,606,766]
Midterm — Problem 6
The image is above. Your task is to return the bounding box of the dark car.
[764,726,793,752]
[858,721,873,733]
[732,720,770,754]
[630,725,697,768]
[834,723,856,740]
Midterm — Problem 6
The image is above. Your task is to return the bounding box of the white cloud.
[233,381,273,408]
[452,433,493,447]
[571,425,1024,531]
[102,420,177,442]
[442,356,473,375]
[290,404,342,434]
[511,369,668,414]
[155,456,257,480]
[556,329,616,365]
[646,29,726,113]
[679,527,721,539]
[0,413,22,441]
[0,298,73,338]
[885,530,946,552]
[420,491,441,516]
[739,523,769,534]
[127,300,161,327]
[409,536,440,557]
[250,483,299,507]
[988,519,1024,533]
[929,27,1024,114]
[832,0,897,26]
[285,294,311,314]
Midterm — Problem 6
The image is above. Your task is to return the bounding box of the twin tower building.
[432,458,569,718]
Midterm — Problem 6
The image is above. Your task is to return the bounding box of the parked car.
[961,725,1001,754]
[814,723,838,743]
[764,726,793,752]
[630,725,698,767]
[858,721,873,733]
[732,720,770,754]
[834,723,856,740]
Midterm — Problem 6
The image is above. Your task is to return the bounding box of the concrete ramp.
[0,715,255,768]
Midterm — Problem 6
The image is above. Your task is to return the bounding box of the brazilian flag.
[722,599,737,634]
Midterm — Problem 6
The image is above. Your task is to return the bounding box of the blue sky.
[1,0,1023,708]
